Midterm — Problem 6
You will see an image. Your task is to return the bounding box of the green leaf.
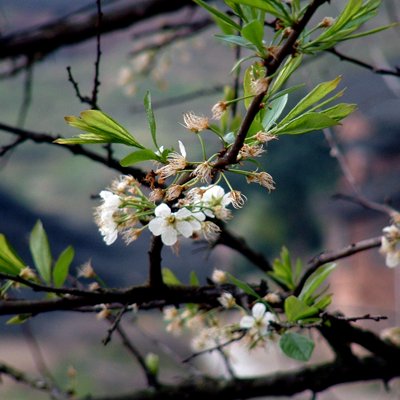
[262,94,288,130]
[29,221,52,284]
[228,273,260,299]
[215,34,256,50]
[280,77,342,124]
[0,234,26,274]
[193,0,241,31]
[162,268,181,286]
[269,55,303,95]
[321,103,357,121]
[53,246,74,288]
[57,110,144,148]
[120,149,160,167]
[284,295,319,322]
[6,314,31,325]
[241,20,265,53]
[280,332,315,361]
[229,0,291,21]
[144,91,158,149]
[298,263,336,305]
[273,112,339,135]
[189,271,200,287]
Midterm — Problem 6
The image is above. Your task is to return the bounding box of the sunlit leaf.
[53,246,74,288]
[29,221,52,284]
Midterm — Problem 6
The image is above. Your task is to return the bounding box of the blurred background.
[0,0,399,398]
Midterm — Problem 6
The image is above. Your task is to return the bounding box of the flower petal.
[176,221,193,238]
[252,303,266,319]
[155,203,171,218]
[148,218,164,236]
[175,207,191,219]
[240,315,255,329]
[178,140,186,158]
[161,227,178,246]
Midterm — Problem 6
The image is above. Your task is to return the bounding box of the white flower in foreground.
[240,303,276,336]
[201,185,232,220]
[148,203,205,246]
[380,224,400,268]
[94,190,121,245]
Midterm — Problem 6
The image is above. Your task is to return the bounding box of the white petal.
[386,252,400,268]
[178,140,186,158]
[161,227,178,246]
[148,218,164,236]
[155,203,171,218]
[103,229,118,245]
[204,209,215,218]
[176,221,193,238]
[189,219,202,232]
[222,193,232,206]
[262,311,276,325]
[240,316,255,329]
[252,303,266,319]
[175,207,191,219]
[203,185,224,202]
[192,211,206,221]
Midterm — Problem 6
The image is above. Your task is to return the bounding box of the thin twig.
[17,60,34,127]
[91,0,103,109]
[103,304,129,345]
[114,322,160,389]
[327,48,400,77]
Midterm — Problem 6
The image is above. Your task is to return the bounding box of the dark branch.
[0,122,146,182]
[0,1,193,63]
[89,356,400,400]
[327,47,400,77]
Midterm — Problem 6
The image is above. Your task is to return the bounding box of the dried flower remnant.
[182,112,209,133]
[218,292,236,309]
[155,141,187,180]
[255,131,277,144]
[201,221,221,242]
[192,161,213,183]
[211,101,228,120]
[246,171,275,192]
[251,77,270,96]
[228,190,247,209]
[239,143,265,159]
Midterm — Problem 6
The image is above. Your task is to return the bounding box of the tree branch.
[88,355,400,400]
[0,1,193,63]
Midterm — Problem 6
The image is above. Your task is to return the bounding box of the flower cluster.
[94,176,243,247]
[380,224,400,268]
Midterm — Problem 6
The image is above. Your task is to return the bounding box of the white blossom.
[200,185,232,220]
[148,203,205,246]
[94,190,121,245]
[240,303,276,336]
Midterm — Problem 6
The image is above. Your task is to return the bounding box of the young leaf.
[280,332,315,361]
[241,20,265,53]
[53,246,74,288]
[215,34,256,50]
[120,149,160,167]
[193,0,241,31]
[298,263,336,305]
[0,234,26,274]
[29,221,52,284]
[273,112,339,135]
[189,271,200,287]
[144,91,158,149]
[57,110,144,148]
[280,77,342,124]
[262,94,288,131]
[284,295,319,322]
[162,268,181,286]
[6,314,31,325]
[228,273,260,299]
[269,55,303,95]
